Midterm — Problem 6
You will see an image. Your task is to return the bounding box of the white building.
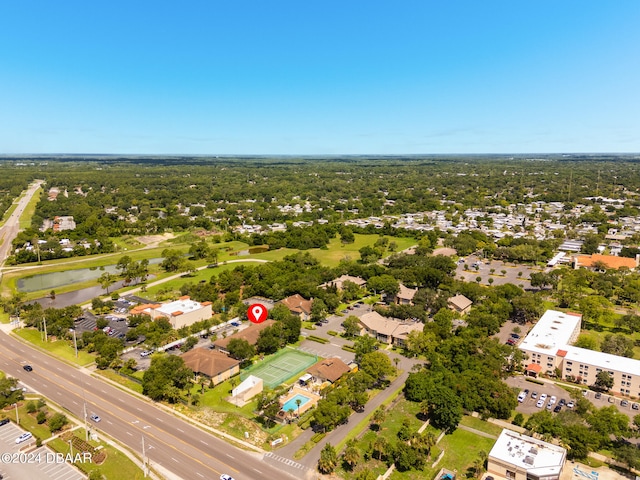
[131,295,213,330]
[487,429,567,480]
[520,310,640,396]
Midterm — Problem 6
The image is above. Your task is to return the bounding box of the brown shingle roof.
[213,319,276,350]
[181,348,240,377]
[307,357,351,383]
[279,294,313,315]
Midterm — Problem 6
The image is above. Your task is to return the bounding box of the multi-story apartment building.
[519,310,640,397]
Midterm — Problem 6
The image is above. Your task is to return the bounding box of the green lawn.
[459,415,503,437]
[96,370,143,394]
[13,328,95,366]
[48,428,147,480]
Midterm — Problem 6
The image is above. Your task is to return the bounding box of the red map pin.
[247,303,268,324]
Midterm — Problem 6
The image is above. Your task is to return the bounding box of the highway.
[0,331,294,480]
[0,180,43,267]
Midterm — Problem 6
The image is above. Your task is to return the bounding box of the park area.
[336,399,499,480]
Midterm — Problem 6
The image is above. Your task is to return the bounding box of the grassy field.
[96,369,144,394]
[13,328,96,366]
[249,233,417,267]
[19,186,43,230]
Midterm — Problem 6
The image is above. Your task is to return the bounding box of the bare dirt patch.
[136,233,175,248]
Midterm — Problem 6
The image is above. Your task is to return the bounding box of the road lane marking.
[196,473,204,478]
[226,453,234,459]
[155,417,163,422]
[126,431,133,436]
[172,457,179,462]
[176,428,184,433]
[200,440,208,446]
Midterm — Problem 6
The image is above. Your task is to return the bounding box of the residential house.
[357,311,423,346]
[394,283,418,305]
[212,319,276,353]
[320,275,367,292]
[279,294,313,320]
[306,357,351,385]
[181,348,240,386]
[447,294,473,315]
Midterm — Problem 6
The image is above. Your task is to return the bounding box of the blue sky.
[1,1,639,155]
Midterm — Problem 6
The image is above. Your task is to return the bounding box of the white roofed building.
[488,429,567,480]
[520,310,640,396]
[131,295,213,330]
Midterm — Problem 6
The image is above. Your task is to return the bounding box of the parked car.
[553,405,562,413]
[566,400,575,409]
[632,403,639,410]
[549,395,556,405]
[0,418,10,426]
[621,400,629,407]
[531,391,538,399]
[517,391,527,403]
[536,399,545,408]
[510,333,521,339]
[608,397,615,404]
[15,432,33,444]
[595,392,602,399]
[539,393,548,401]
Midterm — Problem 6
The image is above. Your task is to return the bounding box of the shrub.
[48,412,68,432]
[26,401,37,414]
[307,335,329,344]
[36,411,47,424]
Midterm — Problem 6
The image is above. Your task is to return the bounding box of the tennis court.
[242,348,317,389]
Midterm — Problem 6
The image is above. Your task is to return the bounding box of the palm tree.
[295,398,302,416]
[318,443,337,474]
[372,436,388,461]
[342,440,360,470]
[372,406,386,429]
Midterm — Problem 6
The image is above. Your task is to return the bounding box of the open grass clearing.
[13,328,95,366]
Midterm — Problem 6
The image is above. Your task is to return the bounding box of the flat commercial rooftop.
[519,310,581,356]
[490,429,566,477]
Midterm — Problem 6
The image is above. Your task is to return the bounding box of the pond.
[17,258,163,292]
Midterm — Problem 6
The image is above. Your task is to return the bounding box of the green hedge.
[307,335,329,344]
[342,345,356,353]
[525,377,544,385]
[311,432,326,443]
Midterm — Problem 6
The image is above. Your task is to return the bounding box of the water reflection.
[17,258,162,292]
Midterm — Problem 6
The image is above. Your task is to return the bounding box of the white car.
[220,475,235,480]
[16,432,33,444]
[517,391,527,403]
[539,393,548,402]
[536,399,545,408]
[549,395,557,405]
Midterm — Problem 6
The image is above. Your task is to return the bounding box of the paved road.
[0,330,296,480]
[0,180,43,268]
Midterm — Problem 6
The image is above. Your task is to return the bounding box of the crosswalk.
[263,451,310,473]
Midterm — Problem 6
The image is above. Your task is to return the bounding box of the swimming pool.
[282,393,311,413]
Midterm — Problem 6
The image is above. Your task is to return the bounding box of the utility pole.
[43,316,48,342]
[14,403,19,424]
[71,329,78,358]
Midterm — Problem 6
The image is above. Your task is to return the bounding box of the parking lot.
[456,255,537,288]
[0,422,85,480]
[506,376,640,419]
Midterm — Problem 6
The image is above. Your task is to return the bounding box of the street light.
[13,403,19,425]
